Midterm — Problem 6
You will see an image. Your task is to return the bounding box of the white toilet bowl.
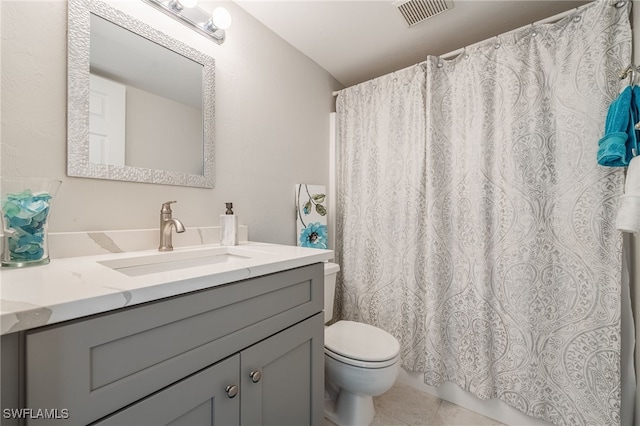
[323,263,401,426]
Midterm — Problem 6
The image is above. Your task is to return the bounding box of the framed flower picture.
[296,184,327,249]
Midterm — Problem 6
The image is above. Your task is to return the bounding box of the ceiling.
[234,0,591,88]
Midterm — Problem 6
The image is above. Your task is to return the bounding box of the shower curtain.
[335,1,631,425]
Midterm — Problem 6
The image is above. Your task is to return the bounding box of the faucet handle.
[161,200,177,214]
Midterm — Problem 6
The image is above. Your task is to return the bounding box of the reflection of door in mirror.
[89,13,204,176]
[89,74,126,166]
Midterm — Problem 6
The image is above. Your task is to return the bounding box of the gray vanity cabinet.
[6,263,324,426]
[95,315,323,426]
[94,354,241,426]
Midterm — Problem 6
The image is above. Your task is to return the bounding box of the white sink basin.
[98,246,262,277]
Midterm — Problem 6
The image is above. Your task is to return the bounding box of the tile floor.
[325,383,506,426]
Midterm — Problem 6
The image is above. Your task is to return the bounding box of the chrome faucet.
[159,201,185,252]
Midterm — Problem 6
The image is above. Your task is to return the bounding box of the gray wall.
[0,0,342,245]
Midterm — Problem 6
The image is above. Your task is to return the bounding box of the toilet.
[323,262,401,426]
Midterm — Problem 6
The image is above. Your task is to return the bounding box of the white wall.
[0,0,342,245]
[125,85,203,175]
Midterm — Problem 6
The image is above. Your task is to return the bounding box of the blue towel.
[598,86,640,167]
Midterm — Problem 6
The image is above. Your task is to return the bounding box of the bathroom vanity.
[0,242,332,425]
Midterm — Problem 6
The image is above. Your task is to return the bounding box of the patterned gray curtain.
[336,1,631,424]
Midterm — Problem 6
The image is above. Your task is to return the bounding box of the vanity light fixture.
[171,0,198,9]
[142,0,231,44]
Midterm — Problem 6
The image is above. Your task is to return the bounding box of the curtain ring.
[628,65,637,86]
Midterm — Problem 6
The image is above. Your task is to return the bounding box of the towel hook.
[619,65,638,86]
[619,65,632,79]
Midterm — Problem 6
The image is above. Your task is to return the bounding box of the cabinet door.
[94,355,240,426]
[240,314,324,426]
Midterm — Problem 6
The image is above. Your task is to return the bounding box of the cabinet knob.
[225,385,238,398]
[250,370,262,383]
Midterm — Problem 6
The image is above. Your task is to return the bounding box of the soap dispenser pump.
[220,202,238,246]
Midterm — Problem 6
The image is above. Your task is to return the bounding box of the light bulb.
[212,7,232,30]
[179,0,198,7]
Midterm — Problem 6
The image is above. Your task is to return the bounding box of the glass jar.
[1,177,62,268]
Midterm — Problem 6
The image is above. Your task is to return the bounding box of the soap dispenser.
[220,202,238,246]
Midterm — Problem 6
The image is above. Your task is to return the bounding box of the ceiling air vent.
[394,0,454,27]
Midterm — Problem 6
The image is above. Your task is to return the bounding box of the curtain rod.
[332,0,618,97]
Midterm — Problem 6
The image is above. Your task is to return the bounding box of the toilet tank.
[323,262,340,323]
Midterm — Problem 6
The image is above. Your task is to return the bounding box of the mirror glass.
[68,0,215,188]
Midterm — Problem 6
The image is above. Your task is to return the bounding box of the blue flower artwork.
[296,184,328,249]
[299,222,328,249]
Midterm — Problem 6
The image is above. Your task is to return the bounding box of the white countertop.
[0,242,333,335]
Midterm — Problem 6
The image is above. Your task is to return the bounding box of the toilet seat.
[324,321,400,368]
[325,347,400,368]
